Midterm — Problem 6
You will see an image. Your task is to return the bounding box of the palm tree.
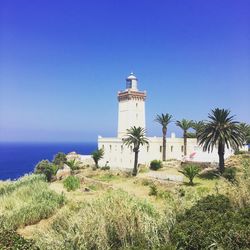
[192,120,205,137]
[154,113,173,161]
[91,148,104,168]
[197,108,245,173]
[176,119,193,156]
[123,126,148,176]
[179,164,200,185]
[238,123,250,144]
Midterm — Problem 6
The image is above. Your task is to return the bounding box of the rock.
[56,164,71,180]
[84,187,91,192]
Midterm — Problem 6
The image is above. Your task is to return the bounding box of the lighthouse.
[117,73,146,138]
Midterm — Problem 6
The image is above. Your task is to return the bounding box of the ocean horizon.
[0,142,97,180]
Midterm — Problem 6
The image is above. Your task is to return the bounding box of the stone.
[56,164,71,180]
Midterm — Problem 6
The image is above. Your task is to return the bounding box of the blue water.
[0,142,97,180]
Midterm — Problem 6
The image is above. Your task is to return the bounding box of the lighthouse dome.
[126,72,137,80]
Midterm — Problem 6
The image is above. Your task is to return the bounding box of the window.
[181,146,184,152]
[130,146,133,152]
[102,145,104,150]
[109,145,112,151]
[121,145,123,152]
[136,103,138,107]
[160,146,162,153]
[136,113,138,119]
[171,146,173,152]
[147,146,149,152]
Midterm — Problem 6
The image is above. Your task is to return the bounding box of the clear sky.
[0,0,249,142]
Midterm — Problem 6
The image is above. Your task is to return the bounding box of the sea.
[0,142,97,180]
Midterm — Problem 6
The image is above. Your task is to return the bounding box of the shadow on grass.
[198,169,220,180]
[183,182,201,187]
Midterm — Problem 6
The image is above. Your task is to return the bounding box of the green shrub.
[178,164,200,185]
[53,152,67,168]
[149,184,158,196]
[222,167,237,182]
[66,159,80,171]
[171,195,250,249]
[150,160,163,171]
[34,160,58,182]
[0,229,37,250]
[35,190,171,250]
[101,165,110,170]
[63,176,80,191]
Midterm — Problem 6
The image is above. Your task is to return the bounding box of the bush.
[63,176,80,191]
[222,167,237,182]
[171,195,250,249]
[150,160,163,171]
[178,164,200,185]
[66,159,80,171]
[53,152,67,168]
[34,160,58,182]
[0,229,37,250]
[149,184,158,196]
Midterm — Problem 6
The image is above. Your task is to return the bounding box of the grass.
[34,190,172,250]
[0,174,65,230]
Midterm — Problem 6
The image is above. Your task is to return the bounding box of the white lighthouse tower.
[117,73,146,138]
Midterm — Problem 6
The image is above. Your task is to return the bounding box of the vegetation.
[155,113,173,161]
[66,159,80,171]
[239,122,250,144]
[123,126,149,176]
[179,164,200,185]
[52,152,67,168]
[0,175,65,230]
[63,176,80,191]
[150,160,163,171]
[34,160,58,181]
[171,195,250,250]
[222,167,237,182]
[91,148,104,168]
[176,119,193,156]
[35,190,170,250]
[197,108,245,173]
[191,120,205,137]
[0,228,37,250]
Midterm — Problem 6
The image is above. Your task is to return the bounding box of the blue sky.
[0,0,249,142]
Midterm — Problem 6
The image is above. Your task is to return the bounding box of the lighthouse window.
[147,146,149,152]
[171,146,173,152]
[160,146,162,153]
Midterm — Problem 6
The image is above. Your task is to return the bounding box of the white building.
[98,73,237,169]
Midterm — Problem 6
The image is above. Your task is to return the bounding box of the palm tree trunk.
[184,131,187,156]
[162,128,167,161]
[132,149,139,176]
[218,142,225,173]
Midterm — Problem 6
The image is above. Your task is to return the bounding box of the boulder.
[56,164,71,180]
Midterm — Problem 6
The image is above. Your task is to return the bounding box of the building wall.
[98,136,238,169]
[117,98,145,138]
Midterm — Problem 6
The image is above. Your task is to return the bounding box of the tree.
[176,119,193,156]
[191,121,205,137]
[197,108,245,173]
[53,152,67,168]
[34,160,58,182]
[179,164,200,185]
[67,159,80,171]
[238,123,250,145]
[155,113,173,161]
[123,126,149,176]
[91,148,104,168]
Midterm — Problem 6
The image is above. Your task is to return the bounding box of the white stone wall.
[117,98,145,138]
